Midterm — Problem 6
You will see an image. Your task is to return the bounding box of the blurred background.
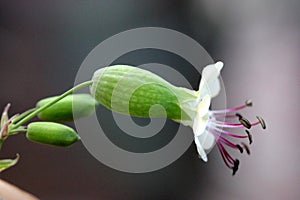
[0,0,299,199]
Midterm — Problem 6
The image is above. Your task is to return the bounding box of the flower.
[182,62,266,175]
[90,62,266,175]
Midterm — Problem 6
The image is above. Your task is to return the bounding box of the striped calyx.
[90,65,196,121]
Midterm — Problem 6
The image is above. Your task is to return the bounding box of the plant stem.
[9,129,27,135]
[12,108,36,124]
[12,81,93,129]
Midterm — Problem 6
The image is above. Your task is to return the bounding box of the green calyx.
[26,122,80,147]
[90,65,196,121]
[36,94,98,122]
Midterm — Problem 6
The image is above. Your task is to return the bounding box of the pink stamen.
[211,104,248,114]
[210,126,248,138]
[204,100,264,175]
[211,114,239,119]
[219,135,239,149]
[211,120,261,129]
[220,144,235,164]
[217,142,234,168]
[251,121,260,126]
[211,121,245,128]
[210,129,237,148]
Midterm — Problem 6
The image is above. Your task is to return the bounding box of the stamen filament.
[211,122,245,128]
[210,127,248,138]
[210,114,240,119]
[219,135,240,149]
[219,142,237,172]
[217,142,233,168]
[211,104,248,114]
[211,120,262,129]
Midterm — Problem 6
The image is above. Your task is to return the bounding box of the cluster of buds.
[0,93,97,172]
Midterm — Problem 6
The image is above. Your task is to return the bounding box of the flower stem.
[12,108,36,124]
[9,128,27,135]
[12,81,93,129]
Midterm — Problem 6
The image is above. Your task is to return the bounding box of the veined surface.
[90,65,197,121]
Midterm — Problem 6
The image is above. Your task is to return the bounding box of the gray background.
[0,0,299,199]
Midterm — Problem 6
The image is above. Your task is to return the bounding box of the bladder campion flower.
[186,62,266,175]
[90,62,266,175]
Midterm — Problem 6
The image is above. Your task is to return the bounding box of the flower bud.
[36,94,98,122]
[26,122,80,147]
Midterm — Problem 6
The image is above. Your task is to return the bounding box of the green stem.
[12,81,93,129]
[0,140,3,150]
[9,128,27,135]
[12,108,36,124]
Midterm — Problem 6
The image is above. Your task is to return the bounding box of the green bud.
[26,122,80,147]
[36,94,98,122]
[90,65,195,121]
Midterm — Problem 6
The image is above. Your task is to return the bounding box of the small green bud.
[26,122,80,147]
[36,94,98,122]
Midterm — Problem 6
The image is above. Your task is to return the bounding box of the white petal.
[197,95,211,117]
[215,61,224,71]
[192,95,211,136]
[193,113,209,136]
[199,130,215,150]
[194,135,208,162]
[199,61,223,98]
[199,79,221,99]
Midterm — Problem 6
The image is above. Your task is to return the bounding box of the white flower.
[183,62,266,175]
